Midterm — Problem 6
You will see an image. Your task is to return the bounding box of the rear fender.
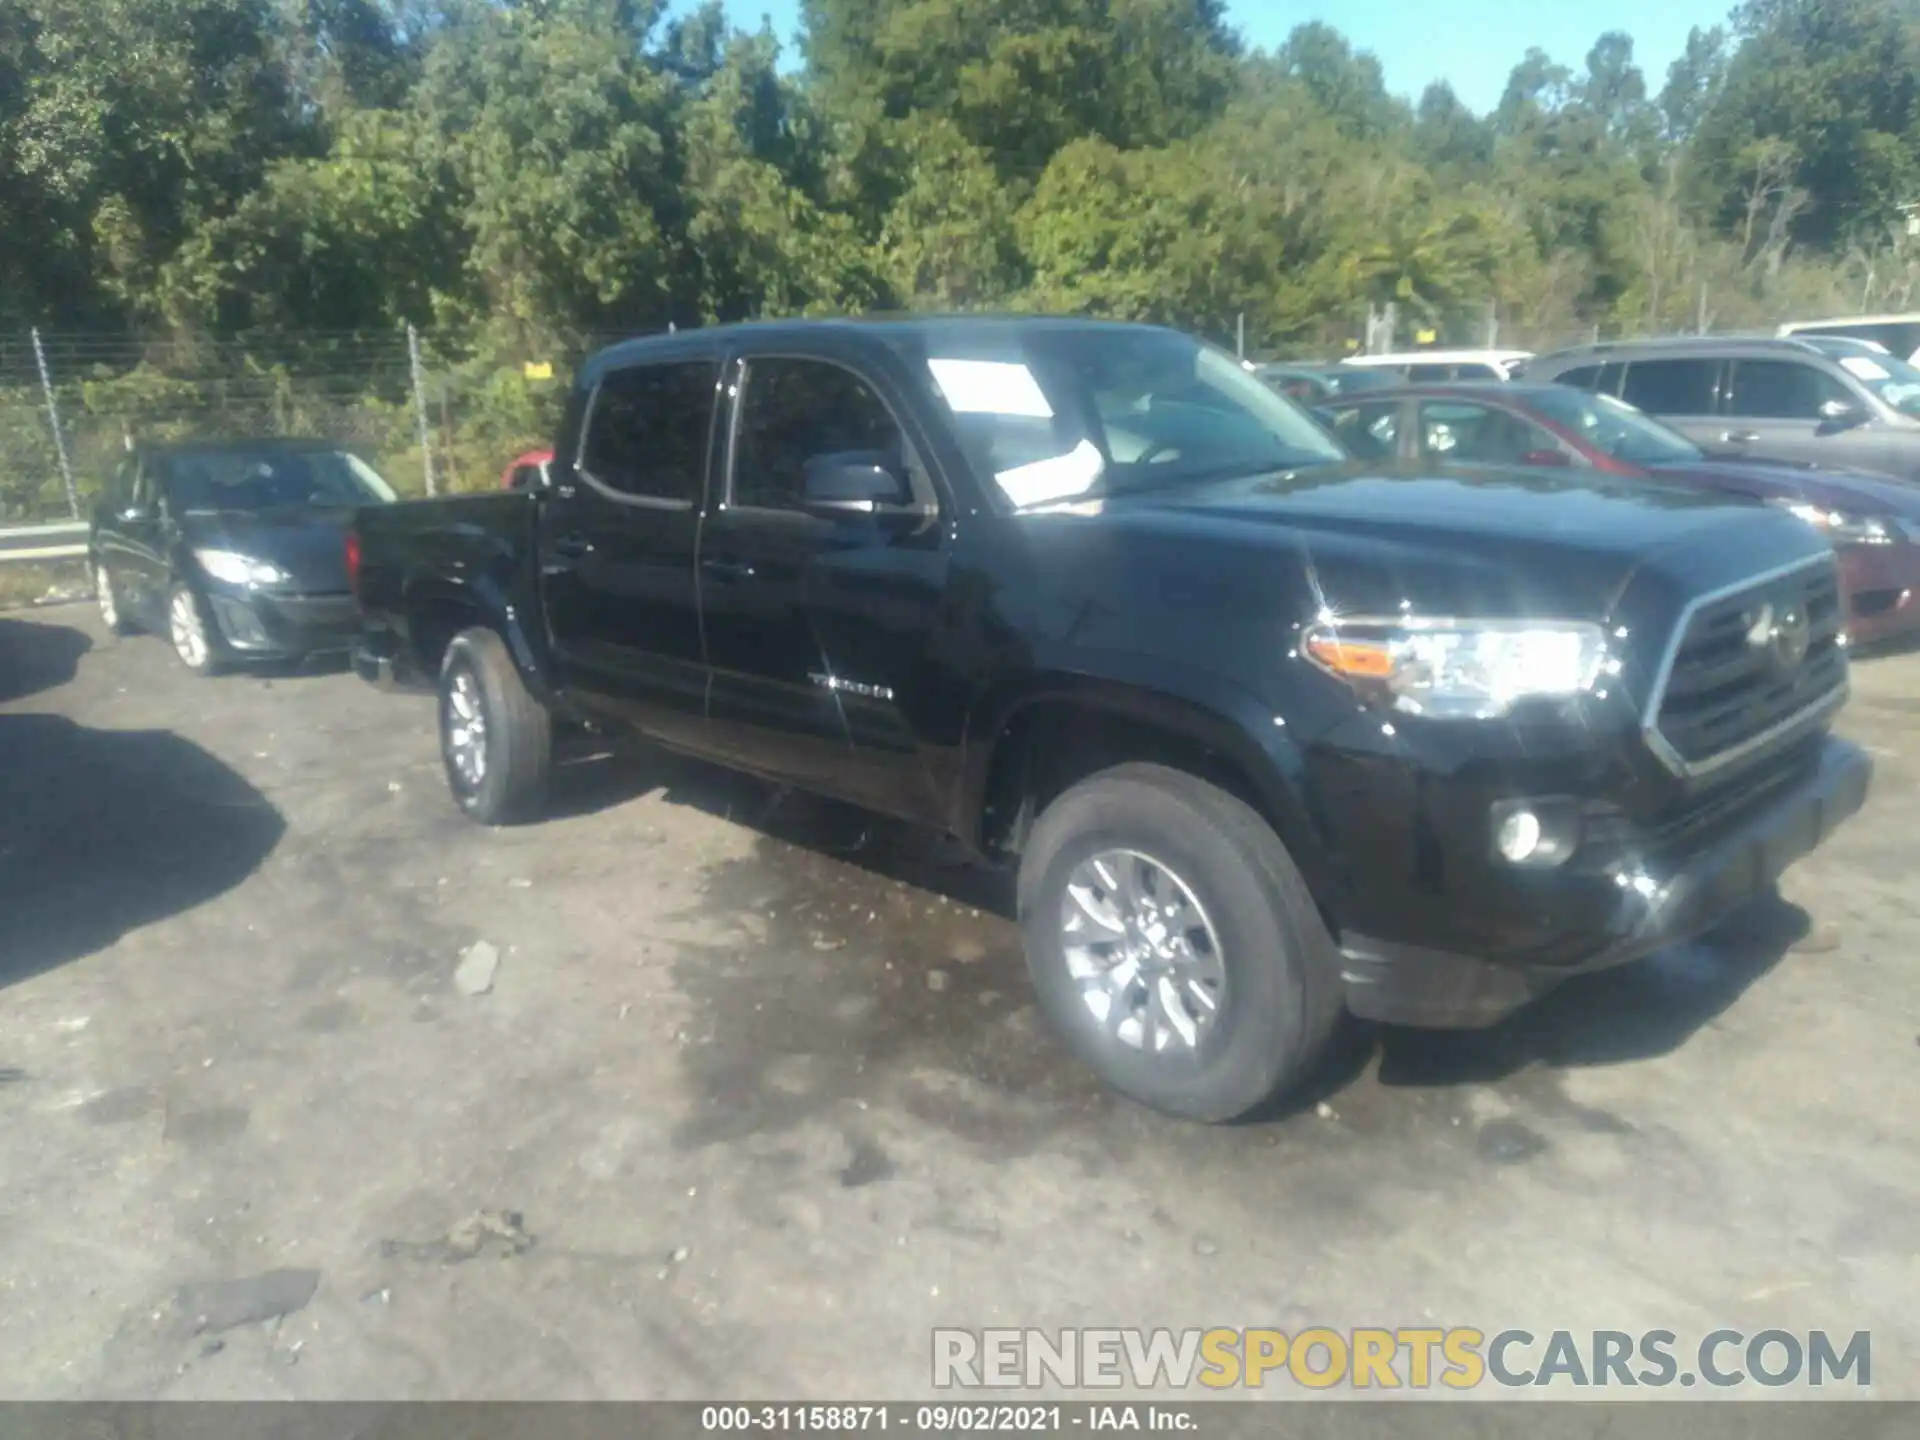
[403,571,556,704]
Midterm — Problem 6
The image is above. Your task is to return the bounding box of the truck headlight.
[1769,499,1893,546]
[195,548,288,586]
[1302,618,1609,719]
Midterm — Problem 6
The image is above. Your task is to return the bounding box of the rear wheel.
[95,562,135,635]
[439,627,552,825]
[1017,763,1342,1123]
[168,583,223,676]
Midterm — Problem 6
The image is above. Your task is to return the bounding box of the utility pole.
[407,323,436,497]
[1236,312,1246,360]
[31,328,81,519]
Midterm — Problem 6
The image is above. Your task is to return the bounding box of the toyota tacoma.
[347,318,1870,1122]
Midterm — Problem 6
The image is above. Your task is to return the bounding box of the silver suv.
[1523,336,1920,481]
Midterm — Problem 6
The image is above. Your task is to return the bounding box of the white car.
[1777,314,1920,365]
[1339,348,1534,382]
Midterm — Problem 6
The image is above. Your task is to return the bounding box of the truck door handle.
[1721,430,1760,445]
[550,534,594,560]
[702,557,757,583]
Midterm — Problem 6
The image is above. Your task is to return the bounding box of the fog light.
[1490,798,1579,867]
[1496,809,1543,863]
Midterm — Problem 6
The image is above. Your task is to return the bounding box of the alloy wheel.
[1058,848,1227,1054]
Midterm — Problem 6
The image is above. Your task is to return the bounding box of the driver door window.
[730,357,915,511]
[1725,361,1850,420]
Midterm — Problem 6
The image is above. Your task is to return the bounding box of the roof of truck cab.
[578,315,1189,381]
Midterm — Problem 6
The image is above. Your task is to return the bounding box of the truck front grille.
[1649,557,1846,774]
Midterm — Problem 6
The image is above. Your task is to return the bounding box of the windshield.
[160,448,398,513]
[925,330,1346,508]
[1526,387,1702,465]
[1829,350,1920,419]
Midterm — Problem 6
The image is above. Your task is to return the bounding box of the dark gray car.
[1524,336,1920,482]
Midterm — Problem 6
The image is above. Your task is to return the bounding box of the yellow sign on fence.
[523,361,555,381]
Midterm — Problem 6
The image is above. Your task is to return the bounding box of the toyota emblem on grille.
[1744,595,1810,672]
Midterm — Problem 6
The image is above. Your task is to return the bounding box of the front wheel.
[439,627,552,825]
[168,583,224,676]
[1017,763,1343,1123]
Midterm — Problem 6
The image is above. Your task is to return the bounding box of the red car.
[501,449,554,491]
[1317,382,1920,647]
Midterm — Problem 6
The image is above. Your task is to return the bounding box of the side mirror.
[1519,449,1572,467]
[1819,398,1864,429]
[801,452,909,518]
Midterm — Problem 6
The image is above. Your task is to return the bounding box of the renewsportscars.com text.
[932,1327,1871,1391]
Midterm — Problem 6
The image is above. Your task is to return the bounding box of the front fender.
[959,659,1347,925]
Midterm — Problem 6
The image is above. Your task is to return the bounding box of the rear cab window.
[580,360,719,505]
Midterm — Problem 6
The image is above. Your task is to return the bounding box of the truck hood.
[1090,460,1832,619]
[178,506,355,591]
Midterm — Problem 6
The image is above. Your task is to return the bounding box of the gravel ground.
[1,603,1915,1400]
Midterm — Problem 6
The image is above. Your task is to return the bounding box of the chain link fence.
[0,328,606,525]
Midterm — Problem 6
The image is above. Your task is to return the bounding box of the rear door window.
[1621,358,1719,415]
[1416,401,1565,464]
[1725,360,1853,420]
[580,361,718,505]
[1325,400,1403,459]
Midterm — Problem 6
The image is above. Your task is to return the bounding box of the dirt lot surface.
[2,603,1916,1400]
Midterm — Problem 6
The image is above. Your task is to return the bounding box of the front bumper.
[1837,542,1920,648]
[1338,736,1871,1027]
[205,586,358,659]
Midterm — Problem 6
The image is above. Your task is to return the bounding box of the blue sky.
[709,0,1734,115]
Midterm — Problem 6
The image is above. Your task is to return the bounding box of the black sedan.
[89,439,397,675]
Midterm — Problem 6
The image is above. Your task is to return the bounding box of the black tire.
[438,626,552,825]
[1016,763,1343,1123]
[94,560,136,635]
[167,582,225,676]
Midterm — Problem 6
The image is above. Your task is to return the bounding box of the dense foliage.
[3,0,1920,516]
[4,0,1918,351]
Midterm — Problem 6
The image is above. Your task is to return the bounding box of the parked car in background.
[1252,363,1400,404]
[350,316,1869,1123]
[1318,383,1920,647]
[1527,336,1920,482]
[1340,348,1532,382]
[1778,313,1920,364]
[502,449,555,491]
[90,439,396,674]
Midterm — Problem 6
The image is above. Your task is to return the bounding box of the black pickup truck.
[349,317,1870,1122]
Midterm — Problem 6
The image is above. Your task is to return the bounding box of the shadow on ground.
[532,741,1815,1135]
[0,713,285,990]
[0,616,92,705]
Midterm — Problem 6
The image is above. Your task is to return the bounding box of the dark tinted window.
[158,449,395,511]
[1416,401,1563,464]
[1725,360,1851,420]
[733,358,909,511]
[1621,358,1718,414]
[1325,400,1401,459]
[581,361,717,503]
[1404,364,1452,383]
[1553,365,1602,390]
